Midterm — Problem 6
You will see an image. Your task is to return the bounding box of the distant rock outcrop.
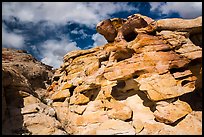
[2,13,202,135]
[46,14,202,135]
[2,48,67,135]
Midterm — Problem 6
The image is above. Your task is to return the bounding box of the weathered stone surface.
[70,93,90,105]
[2,48,67,135]
[46,14,202,135]
[23,113,64,135]
[51,89,70,101]
[95,119,135,135]
[154,99,192,124]
[136,72,196,101]
[157,16,202,33]
[174,111,202,135]
[2,13,202,135]
[106,101,132,121]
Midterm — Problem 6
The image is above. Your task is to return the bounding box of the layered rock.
[2,48,67,135]
[2,14,202,135]
[47,14,202,135]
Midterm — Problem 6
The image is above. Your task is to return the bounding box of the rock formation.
[2,48,67,135]
[2,14,202,135]
[46,14,202,135]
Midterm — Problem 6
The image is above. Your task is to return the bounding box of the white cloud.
[2,24,25,48]
[92,33,107,47]
[2,2,135,27]
[71,29,88,39]
[149,2,202,19]
[39,37,81,68]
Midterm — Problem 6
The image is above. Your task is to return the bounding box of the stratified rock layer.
[47,15,202,135]
[2,14,202,135]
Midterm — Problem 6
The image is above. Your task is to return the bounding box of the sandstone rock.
[138,122,175,135]
[51,89,70,101]
[3,13,202,135]
[154,99,192,124]
[175,43,202,60]
[70,93,90,105]
[173,111,202,135]
[96,19,117,42]
[136,72,196,101]
[106,101,132,121]
[23,113,65,135]
[45,14,202,135]
[70,104,87,115]
[157,16,202,33]
[75,111,108,126]
[95,119,135,135]
[128,33,171,53]
[21,104,40,115]
[2,48,68,135]
[126,92,155,133]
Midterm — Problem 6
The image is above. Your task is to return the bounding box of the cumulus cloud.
[2,2,135,27]
[40,37,80,68]
[2,24,25,48]
[149,2,202,19]
[71,29,88,39]
[92,33,107,47]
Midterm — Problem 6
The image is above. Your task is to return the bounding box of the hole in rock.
[123,31,137,42]
[83,87,101,101]
[169,67,187,74]
[53,97,66,102]
[111,89,137,100]
[53,76,60,81]
[69,86,77,96]
[181,80,191,86]
[116,80,126,89]
[179,90,202,111]
[116,49,135,62]
[188,58,202,66]
[189,32,202,47]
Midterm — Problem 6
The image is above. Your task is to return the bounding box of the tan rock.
[74,83,100,93]
[156,30,189,48]
[129,14,154,24]
[95,119,135,135]
[51,89,70,101]
[45,14,202,135]
[132,119,144,134]
[173,111,202,135]
[138,122,174,135]
[107,101,132,121]
[126,93,155,133]
[70,93,90,105]
[63,46,100,62]
[23,113,64,135]
[23,95,41,106]
[75,111,108,126]
[70,104,87,115]
[172,69,192,79]
[175,43,202,60]
[136,72,196,101]
[104,50,190,81]
[157,16,202,33]
[53,104,69,122]
[154,99,192,124]
[83,100,104,115]
[128,33,171,53]
[21,104,40,115]
[61,83,73,90]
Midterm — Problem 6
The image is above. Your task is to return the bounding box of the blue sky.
[2,2,202,68]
